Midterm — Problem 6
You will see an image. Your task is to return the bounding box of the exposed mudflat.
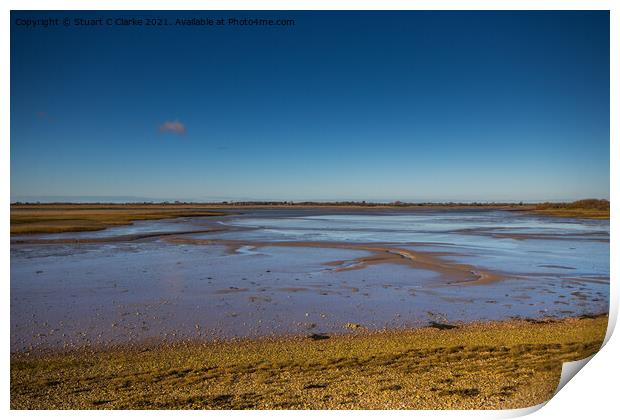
[11,208,609,352]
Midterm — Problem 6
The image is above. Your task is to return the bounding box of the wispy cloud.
[159,120,186,135]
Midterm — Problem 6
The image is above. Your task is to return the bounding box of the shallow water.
[10,209,609,351]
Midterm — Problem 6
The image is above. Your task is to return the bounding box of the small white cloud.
[159,120,186,135]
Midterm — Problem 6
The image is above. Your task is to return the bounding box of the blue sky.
[11,11,609,202]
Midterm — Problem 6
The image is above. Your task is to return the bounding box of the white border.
[3,2,617,419]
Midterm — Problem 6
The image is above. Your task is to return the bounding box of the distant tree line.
[11,199,609,209]
[535,199,609,211]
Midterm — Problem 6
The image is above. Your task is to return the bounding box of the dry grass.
[533,199,610,219]
[532,208,609,219]
[11,315,607,410]
[10,205,227,234]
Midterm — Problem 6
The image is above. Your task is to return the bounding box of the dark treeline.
[11,199,608,208]
[221,201,524,207]
[12,201,533,207]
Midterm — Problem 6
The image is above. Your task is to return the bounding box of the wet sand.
[167,238,506,285]
[10,315,607,409]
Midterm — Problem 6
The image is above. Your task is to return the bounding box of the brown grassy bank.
[11,315,607,410]
[10,205,227,234]
[532,199,609,219]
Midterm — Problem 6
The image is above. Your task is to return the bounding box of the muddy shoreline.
[11,208,609,352]
[10,203,609,236]
[10,207,610,409]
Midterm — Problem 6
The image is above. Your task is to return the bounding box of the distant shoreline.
[9,199,608,208]
[10,200,609,235]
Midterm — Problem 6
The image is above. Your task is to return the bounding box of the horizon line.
[10,198,610,205]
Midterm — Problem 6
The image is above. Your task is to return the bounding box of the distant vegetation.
[533,199,609,219]
[10,206,226,235]
[535,199,609,211]
[12,201,529,207]
[10,199,609,235]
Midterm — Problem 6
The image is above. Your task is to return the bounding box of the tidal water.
[10,209,609,351]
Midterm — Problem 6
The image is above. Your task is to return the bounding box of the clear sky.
[11,11,609,202]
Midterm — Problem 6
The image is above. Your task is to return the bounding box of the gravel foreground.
[11,314,607,410]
